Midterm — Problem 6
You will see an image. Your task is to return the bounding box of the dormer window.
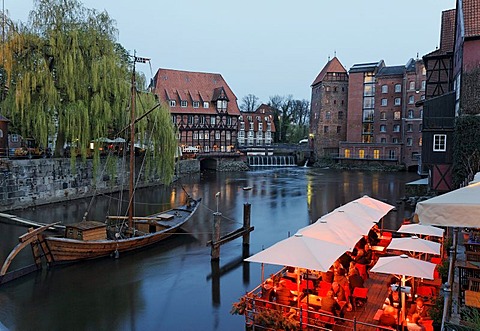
[216,100,227,111]
[203,102,209,108]
[169,100,176,107]
[193,101,200,108]
[181,100,187,107]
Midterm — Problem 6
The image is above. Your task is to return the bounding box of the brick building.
[151,68,240,154]
[309,57,348,157]
[238,104,276,147]
[420,0,480,191]
[331,59,425,170]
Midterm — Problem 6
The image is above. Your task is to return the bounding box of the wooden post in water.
[211,212,221,260]
[242,203,251,260]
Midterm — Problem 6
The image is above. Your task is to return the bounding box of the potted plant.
[437,259,450,283]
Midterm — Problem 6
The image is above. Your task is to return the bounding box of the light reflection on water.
[0,168,419,330]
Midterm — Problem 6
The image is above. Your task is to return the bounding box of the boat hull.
[42,199,201,263]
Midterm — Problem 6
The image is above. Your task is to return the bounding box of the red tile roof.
[153,68,240,115]
[440,9,456,52]
[463,0,480,38]
[311,57,347,86]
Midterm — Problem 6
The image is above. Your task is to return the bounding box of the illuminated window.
[394,111,401,120]
[359,150,365,159]
[344,149,351,158]
[373,150,380,159]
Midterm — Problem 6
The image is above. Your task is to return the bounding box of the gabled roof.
[152,68,240,115]
[440,9,456,51]
[311,57,347,86]
[463,0,480,38]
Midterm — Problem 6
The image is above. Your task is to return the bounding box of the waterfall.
[247,155,297,167]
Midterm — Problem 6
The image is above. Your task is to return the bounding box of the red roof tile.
[463,0,480,38]
[311,57,347,86]
[440,9,456,52]
[153,68,240,115]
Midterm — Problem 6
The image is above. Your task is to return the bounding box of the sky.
[7,0,455,105]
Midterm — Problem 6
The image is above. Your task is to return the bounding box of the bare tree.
[240,94,259,112]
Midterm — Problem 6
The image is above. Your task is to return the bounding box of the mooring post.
[211,212,221,260]
[243,203,251,246]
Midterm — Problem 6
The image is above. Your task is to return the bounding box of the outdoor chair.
[355,263,368,281]
[352,287,368,311]
[416,285,435,298]
[430,257,442,264]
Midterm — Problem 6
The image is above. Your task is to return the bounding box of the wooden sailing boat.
[1,56,200,274]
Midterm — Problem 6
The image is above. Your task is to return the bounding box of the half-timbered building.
[151,69,240,154]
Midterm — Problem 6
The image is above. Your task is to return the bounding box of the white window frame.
[381,98,387,106]
[394,98,401,106]
[409,81,415,90]
[394,84,401,92]
[193,101,200,108]
[203,102,209,108]
[409,95,414,104]
[181,100,187,107]
[381,85,388,93]
[169,100,176,107]
[433,134,447,152]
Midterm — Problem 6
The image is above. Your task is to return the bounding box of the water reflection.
[0,168,419,330]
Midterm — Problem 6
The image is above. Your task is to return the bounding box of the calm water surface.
[0,167,419,331]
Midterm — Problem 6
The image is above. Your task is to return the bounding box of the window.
[381,85,388,93]
[326,111,331,120]
[419,124,422,132]
[211,116,216,125]
[380,112,386,120]
[394,111,401,120]
[258,122,263,131]
[408,109,414,118]
[344,149,350,158]
[363,97,374,108]
[422,67,426,75]
[381,98,387,106]
[421,80,426,90]
[203,102,209,108]
[337,126,341,133]
[199,116,205,124]
[409,81,415,90]
[395,84,401,92]
[204,146,209,152]
[181,100,187,107]
[205,132,209,139]
[193,101,200,108]
[407,138,413,146]
[267,123,271,131]
[324,126,329,133]
[169,100,176,107]
[407,124,413,132]
[359,150,365,159]
[193,132,198,139]
[338,111,344,120]
[188,115,194,124]
[381,138,387,143]
[389,150,396,159]
[393,138,399,143]
[394,98,401,106]
[227,117,232,125]
[409,95,415,104]
[380,125,386,132]
[421,95,425,100]
[325,86,331,92]
[215,132,220,140]
[419,137,422,146]
[433,134,447,151]
[199,133,204,140]
[226,131,231,140]
[373,150,380,159]
[393,124,400,132]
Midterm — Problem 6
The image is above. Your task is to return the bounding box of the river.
[0,167,419,331]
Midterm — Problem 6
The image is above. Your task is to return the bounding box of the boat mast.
[128,57,137,230]
[128,55,150,232]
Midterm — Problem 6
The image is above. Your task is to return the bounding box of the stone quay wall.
[0,158,201,212]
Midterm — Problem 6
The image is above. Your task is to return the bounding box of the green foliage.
[0,0,176,184]
[452,116,480,187]
[428,294,444,325]
[461,68,480,115]
[461,306,480,329]
[437,259,450,279]
[254,309,299,331]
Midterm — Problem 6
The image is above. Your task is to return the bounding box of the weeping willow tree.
[0,0,177,184]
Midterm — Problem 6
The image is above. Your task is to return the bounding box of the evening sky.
[7,0,455,104]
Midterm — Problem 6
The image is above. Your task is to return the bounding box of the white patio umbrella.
[320,209,374,235]
[415,182,480,228]
[370,254,436,322]
[351,195,395,219]
[245,233,349,272]
[298,218,364,251]
[340,200,389,222]
[387,236,441,257]
[397,223,444,238]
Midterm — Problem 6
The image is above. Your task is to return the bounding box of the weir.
[247,155,296,167]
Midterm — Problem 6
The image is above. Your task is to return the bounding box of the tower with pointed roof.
[309,57,348,158]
